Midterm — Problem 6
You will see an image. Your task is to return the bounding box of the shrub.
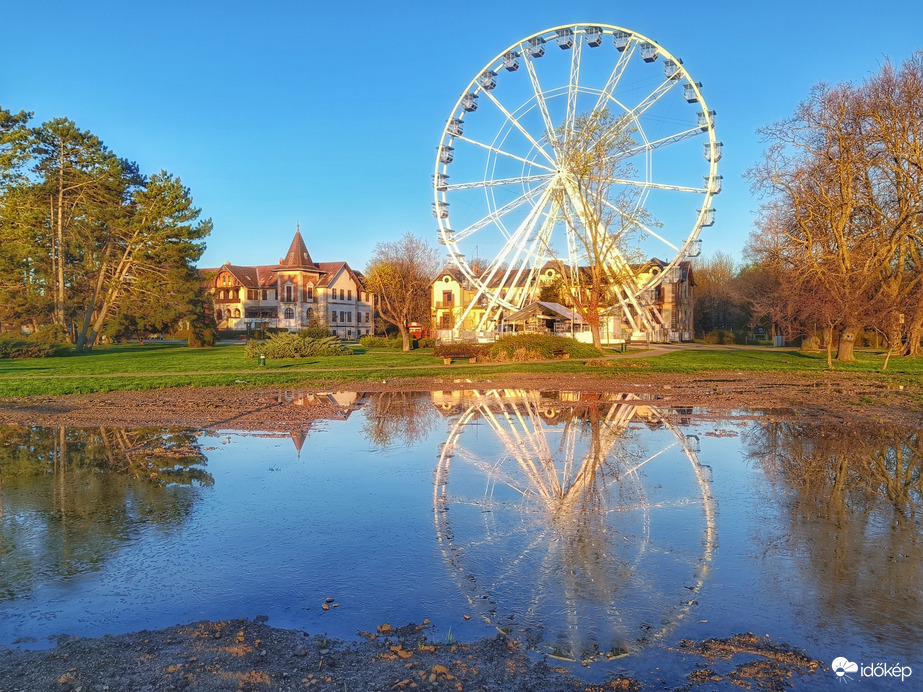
[433,342,492,359]
[300,326,333,339]
[488,334,602,361]
[0,335,69,359]
[188,325,217,348]
[246,332,352,358]
[417,337,436,349]
[30,324,69,344]
[704,329,732,345]
[360,335,392,348]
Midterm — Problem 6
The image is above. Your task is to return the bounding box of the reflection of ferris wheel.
[433,390,716,663]
[433,24,721,333]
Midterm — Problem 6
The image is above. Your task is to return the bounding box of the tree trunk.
[589,322,602,349]
[836,325,858,362]
[55,157,68,338]
[904,324,923,357]
[823,325,834,369]
[901,303,923,356]
[399,324,412,352]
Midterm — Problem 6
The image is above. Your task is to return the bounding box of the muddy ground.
[0,369,915,690]
[1,370,921,431]
[0,618,825,692]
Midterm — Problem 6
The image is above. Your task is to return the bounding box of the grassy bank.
[0,342,920,397]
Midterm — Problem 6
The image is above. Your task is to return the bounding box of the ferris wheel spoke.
[564,38,583,140]
[453,448,529,492]
[455,135,557,173]
[444,173,554,192]
[592,42,637,114]
[453,186,547,243]
[621,443,678,477]
[617,126,705,161]
[480,191,556,306]
[624,75,682,121]
[523,52,558,149]
[602,177,707,194]
[600,197,681,253]
[481,91,557,168]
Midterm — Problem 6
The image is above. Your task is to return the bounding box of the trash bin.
[258,353,266,367]
[772,335,785,347]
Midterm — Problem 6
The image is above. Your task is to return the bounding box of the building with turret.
[201,229,374,340]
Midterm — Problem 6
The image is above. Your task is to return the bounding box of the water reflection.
[362,392,440,448]
[433,390,716,662]
[0,426,210,601]
[748,421,923,647]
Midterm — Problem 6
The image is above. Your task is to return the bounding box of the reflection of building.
[201,229,375,340]
[431,259,695,343]
[269,391,372,453]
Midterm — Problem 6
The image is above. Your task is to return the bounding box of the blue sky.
[3,0,921,271]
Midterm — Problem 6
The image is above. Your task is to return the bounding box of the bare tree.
[548,109,647,349]
[747,53,923,362]
[364,233,440,351]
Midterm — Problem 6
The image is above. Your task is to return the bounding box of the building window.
[284,307,294,319]
[340,311,345,322]
[261,290,267,300]
[340,288,345,300]
[306,286,313,300]
[306,307,314,322]
[443,290,453,305]
[348,289,352,301]
[348,329,352,338]
[233,308,241,318]
[285,284,293,302]
[331,310,337,322]
[365,313,369,323]
[216,309,224,321]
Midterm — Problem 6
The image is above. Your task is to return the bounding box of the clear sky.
[3,0,921,271]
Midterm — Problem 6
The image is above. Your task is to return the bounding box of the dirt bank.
[1,370,920,431]
[0,618,824,691]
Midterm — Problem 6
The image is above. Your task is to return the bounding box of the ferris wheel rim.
[433,23,719,325]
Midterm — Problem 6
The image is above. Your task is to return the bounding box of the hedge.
[489,334,602,361]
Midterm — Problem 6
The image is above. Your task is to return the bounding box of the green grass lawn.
[0,342,921,397]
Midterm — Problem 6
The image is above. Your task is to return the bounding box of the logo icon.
[832,657,859,682]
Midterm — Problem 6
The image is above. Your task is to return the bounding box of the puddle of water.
[1,390,920,684]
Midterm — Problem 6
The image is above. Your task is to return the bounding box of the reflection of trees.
[747,421,923,640]
[0,425,211,601]
[361,391,439,448]
[435,390,715,662]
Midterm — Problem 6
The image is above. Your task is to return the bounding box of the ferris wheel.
[433,24,721,335]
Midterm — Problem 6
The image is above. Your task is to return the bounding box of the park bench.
[442,351,478,365]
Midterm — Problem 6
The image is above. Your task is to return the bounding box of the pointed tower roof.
[280,225,314,268]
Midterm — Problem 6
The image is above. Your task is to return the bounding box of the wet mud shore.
[0,618,824,691]
[1,370,920,431]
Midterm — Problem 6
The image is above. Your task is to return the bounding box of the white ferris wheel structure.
[433,23,721,337]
